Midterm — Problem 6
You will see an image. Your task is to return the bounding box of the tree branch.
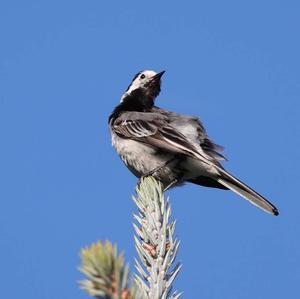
[78,177,182,299]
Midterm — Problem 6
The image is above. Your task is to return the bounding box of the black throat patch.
[108,89,154,123]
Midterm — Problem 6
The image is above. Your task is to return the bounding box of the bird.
[108,70,279,216]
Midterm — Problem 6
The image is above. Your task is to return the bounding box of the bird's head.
[121,70,165,103]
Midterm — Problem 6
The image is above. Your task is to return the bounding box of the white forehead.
[132,70,157,83]
[120,70,158,102]
[139,70,157,78]
[130,70,158,87]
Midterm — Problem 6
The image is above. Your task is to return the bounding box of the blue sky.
[1,1,299,298]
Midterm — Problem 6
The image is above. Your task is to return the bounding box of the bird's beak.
[153,71,165,80]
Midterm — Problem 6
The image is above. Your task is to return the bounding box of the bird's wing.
[193,117,226,160]
[112,112,162,139]
[151,107,226,161]
[113,112,278,215]
[113,112,215,165]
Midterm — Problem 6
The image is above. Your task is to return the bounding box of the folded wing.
[113,111,279,216]
[113,112,214,166]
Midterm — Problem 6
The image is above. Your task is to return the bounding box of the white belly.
[111,132,221,186]
[111,133,174,177]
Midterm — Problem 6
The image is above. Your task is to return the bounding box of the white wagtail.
[109,70,279,216]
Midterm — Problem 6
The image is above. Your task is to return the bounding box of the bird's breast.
[111,132,179,180]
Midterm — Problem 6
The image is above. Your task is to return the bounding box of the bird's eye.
[140,74,146,79]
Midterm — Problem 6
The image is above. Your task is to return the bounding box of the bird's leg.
[163,179,179,191]
[144,158,176,177]
[164,171,185,191]
[137,158,176,186]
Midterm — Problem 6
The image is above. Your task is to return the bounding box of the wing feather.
[151,107,226,161]
[113,113,214,165]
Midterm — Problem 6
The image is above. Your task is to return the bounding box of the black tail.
[216,169,279,216]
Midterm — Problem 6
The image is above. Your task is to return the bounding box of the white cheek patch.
[119,70,158,102]
[120,94,126,103]
[127,80,142,94]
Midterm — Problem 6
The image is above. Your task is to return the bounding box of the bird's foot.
[144,158,176,177]
[137,158,178,191]
[163,179,179,191]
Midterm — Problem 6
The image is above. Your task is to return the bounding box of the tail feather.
[216,170,279,216]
